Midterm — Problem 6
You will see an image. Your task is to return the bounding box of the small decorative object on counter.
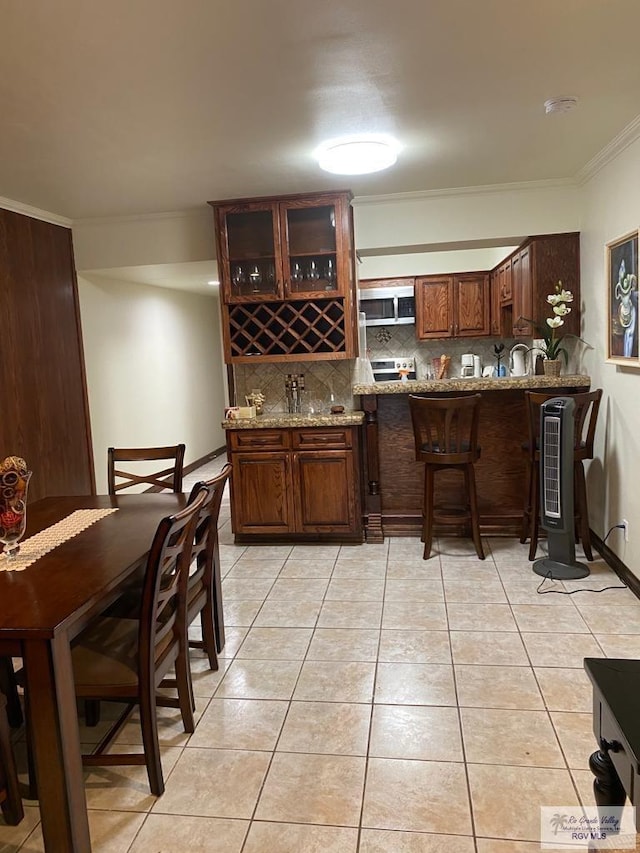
[493,343,506,377]
[433,354,451,379]
[245,389,265,415]
[330,405,345,414]
[0,456,32,560]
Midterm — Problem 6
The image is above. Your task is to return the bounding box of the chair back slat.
[137,488,207,686]
[108,445,186,494]
[186,464,232,590]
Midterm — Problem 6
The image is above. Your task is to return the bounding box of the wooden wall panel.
[0,210,94,501]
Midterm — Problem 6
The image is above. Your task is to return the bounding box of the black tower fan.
[532,397,590,580]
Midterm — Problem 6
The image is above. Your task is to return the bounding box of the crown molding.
[0,196,72,227]
[71,206,209,228]
[576,115,640,184]
[352,178,578,206]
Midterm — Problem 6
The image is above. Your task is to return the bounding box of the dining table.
[0,492,188,853]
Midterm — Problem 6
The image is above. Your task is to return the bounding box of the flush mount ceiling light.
[544,97,578,115]
[315,135,401,175]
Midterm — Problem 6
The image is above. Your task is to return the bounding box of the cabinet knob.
[600,738,623,753]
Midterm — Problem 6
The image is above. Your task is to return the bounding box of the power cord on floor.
[536,524,628,595]
[536,572,627,595]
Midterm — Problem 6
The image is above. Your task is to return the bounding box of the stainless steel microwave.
[359,285,416,326]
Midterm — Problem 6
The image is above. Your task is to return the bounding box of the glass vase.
[0,465,32,560]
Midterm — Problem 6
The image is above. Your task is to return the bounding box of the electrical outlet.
[622,518,629,542]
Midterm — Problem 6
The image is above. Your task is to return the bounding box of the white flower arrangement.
[524,282,576,361]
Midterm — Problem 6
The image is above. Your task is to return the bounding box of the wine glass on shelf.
[232,265,246,294]
[265,263,276,292]
[249,264,262,293]
[324,258,336,290]
[307,260,320,284]
[291,261,304,290]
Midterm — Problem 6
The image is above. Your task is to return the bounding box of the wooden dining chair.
[520,389,602,561]
[0,692,23,825]
[107,445,186,495]
[0,658,22,730]
[156,465,232,718]
[71,487,207,796]
[185,464,232,667]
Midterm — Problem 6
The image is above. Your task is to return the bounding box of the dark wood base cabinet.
[227,426,363,542]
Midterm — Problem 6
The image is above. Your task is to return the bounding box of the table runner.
[0,509,118,572]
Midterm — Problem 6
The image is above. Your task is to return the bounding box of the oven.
[370,357,417,382]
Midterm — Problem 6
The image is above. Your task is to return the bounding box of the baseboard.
[591,528,640,599]
[184,446,227,476]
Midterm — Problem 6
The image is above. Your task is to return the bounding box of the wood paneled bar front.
[354,375,591,543]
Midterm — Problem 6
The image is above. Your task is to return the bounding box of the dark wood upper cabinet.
[212,192,351,304]
[415,276,453,338]
[455,273,490,337]
[511,234,580,339]
[209,191,357,362]
[415,273,490,340]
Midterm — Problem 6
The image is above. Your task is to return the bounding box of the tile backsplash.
[365,324,524,379]
[233,360,356,414]
[232,324,587,414]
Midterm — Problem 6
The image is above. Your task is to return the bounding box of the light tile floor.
[3,454,640,851]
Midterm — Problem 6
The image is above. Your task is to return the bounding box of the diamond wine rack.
[227,298,348,361]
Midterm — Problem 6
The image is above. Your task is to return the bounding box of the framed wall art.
[607,229,639,366]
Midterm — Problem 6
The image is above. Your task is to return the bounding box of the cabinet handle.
[600,738,623,753]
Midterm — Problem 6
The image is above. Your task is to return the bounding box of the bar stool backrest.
[409,394,482,465]
[524,390,602,460]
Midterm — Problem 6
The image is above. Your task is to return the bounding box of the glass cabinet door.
[219,204,283,302]
[280,200,345,298]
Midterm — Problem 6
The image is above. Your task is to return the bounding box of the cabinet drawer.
[598,701,634,794]
[229,429,290,452]
[293,428,352,450]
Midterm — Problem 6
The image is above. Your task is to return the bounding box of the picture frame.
[606,229,639,366]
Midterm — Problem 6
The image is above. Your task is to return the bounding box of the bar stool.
[520,388,602,561]
[408,394,484,560]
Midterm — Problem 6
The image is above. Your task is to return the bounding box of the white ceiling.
[2,0,640,224]
[4,1,640,296]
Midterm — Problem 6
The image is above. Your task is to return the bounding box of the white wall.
[579,136,640,573]
[353,182,581,252]
[77,274,226,493]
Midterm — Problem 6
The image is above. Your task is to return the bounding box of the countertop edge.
[352,374,591,395]
[222,412,365,429]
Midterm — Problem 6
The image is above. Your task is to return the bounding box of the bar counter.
[356,374,590,543]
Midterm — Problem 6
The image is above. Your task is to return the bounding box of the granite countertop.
[352,374,591,395]
[222,411,365,429]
